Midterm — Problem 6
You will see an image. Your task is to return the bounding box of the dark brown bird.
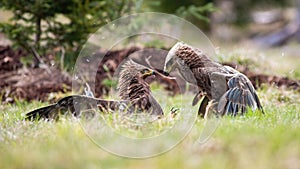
[117,60,164,115]
[26,60,164,120]
[164,42,264,117]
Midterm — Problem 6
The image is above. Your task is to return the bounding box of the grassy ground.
[1,45,300,169]
[1,85,299,169]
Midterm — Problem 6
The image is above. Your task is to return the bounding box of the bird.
[25,60,166,120]
[117,59,165,116]
[163,42,264,117]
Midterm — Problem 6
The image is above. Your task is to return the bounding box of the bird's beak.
[164,50,177,73]
[164,58,176,74]
[153,69,176,80]
[164,63,173,73]
[164,41,184,73]
[142,69,155,78]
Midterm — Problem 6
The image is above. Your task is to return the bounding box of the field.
[1,45,300,169]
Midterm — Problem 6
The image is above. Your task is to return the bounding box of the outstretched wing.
[25,104,58,120]
[25,95,129,121]
[217,73,264,116]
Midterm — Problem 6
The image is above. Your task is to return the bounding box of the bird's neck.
[119,76,150,100]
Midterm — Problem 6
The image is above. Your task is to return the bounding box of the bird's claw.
[170,107,179,118]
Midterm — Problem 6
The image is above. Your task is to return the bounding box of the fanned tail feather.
[218,74,264,116]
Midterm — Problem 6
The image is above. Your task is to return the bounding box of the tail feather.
[218,74,264,116]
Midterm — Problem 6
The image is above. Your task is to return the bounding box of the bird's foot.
[170,107,179,118]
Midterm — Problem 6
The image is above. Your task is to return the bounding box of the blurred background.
[1,0,300,48]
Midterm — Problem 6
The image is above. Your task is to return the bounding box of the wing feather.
[218,74,264,116]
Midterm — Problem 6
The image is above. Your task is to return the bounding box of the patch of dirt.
[0,45,299,103]
[0,46,24,73]
[1,68,71,103]
[0,45,71,103]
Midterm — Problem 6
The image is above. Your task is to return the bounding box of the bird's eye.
[141,69,149,74]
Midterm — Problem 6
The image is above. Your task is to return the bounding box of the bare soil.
[0,45,299,103]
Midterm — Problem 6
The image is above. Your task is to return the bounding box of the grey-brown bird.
[164,42,264,117]
[26,60,164,120]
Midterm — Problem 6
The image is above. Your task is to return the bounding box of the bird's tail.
[217,74,264,116]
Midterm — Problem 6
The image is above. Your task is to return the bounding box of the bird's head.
[122,59,155,77]
[163,42,200,84]
[163,42,184,73]
[164,41,209,72]
[139,67,156,79]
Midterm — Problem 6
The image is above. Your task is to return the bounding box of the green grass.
[1,85,300,169]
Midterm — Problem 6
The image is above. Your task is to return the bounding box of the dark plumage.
[26,60,163,120]
[118,60,164,115]
[164,42,264,117]
[25,95,127,120]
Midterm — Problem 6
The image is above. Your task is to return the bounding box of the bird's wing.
[25,95,130,121]
[148,94,164,116]
[192,91,204,106]
[127,92,159,114]
[191,91,208,117]
[210,71,231,102]
[217,73,264,116]
[25,103,58,120]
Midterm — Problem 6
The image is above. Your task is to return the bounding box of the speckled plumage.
[118,60,163,115]
[164,42,264,117]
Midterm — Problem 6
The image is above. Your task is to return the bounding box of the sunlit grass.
[0,84,299,169]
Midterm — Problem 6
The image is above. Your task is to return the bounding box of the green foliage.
[176,3,216,23]
[0,0,139,66]
[0,0,216,67]
[143,0,215,29]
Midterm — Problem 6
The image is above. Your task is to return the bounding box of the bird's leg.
[170,107,179,118]
[198,96,209,118]
[192,91,206,106]
[204,100,218,119]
